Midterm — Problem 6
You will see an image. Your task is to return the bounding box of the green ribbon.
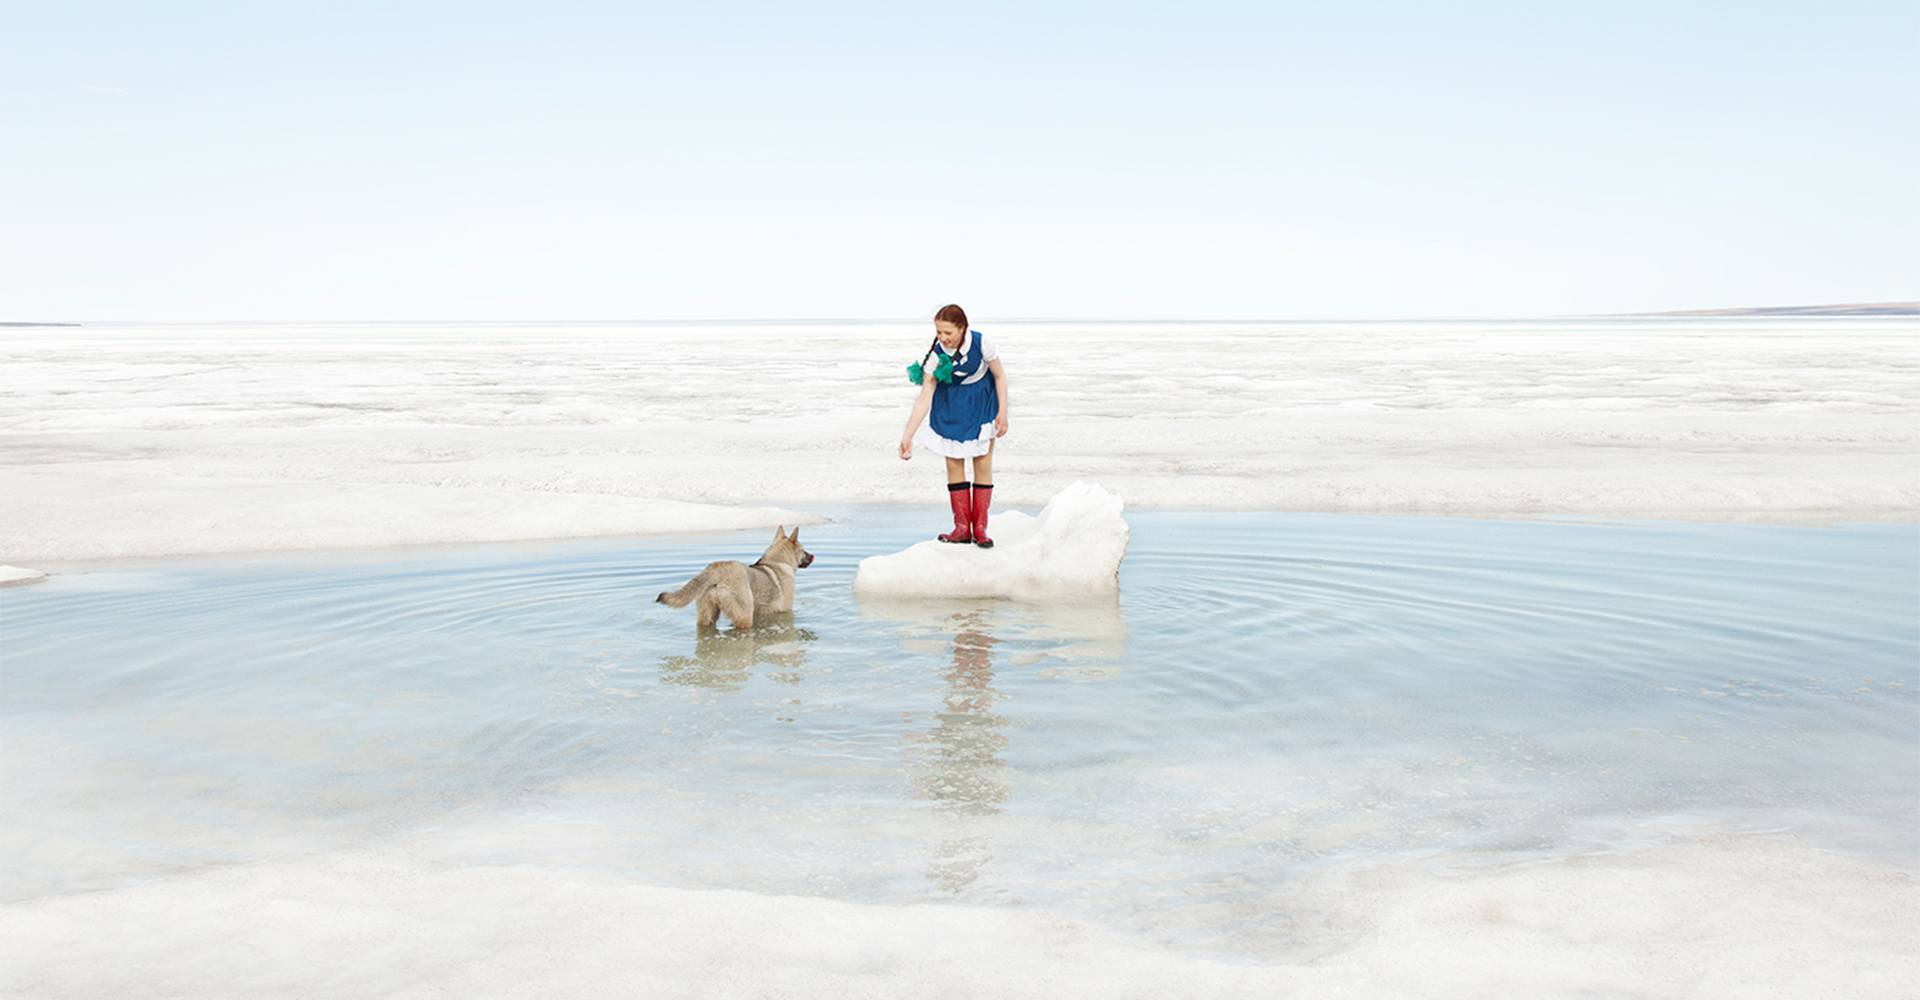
[906,342,961,385]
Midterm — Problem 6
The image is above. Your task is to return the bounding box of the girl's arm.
[898,377,936,459]
[990,358,1010,437]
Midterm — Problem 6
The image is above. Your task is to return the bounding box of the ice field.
[2,317,1916,565]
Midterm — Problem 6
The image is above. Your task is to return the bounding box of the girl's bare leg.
[944,456,967,486]
[971,442,993,486]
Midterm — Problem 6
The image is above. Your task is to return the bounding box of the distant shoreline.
[0,322,81,327]
[1611,302,1919,318]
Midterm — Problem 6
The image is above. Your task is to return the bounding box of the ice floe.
[852,481,1128,601]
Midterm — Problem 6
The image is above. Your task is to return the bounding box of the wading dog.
[655,526,815,630]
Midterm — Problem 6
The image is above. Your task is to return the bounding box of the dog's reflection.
[658,614,817,691]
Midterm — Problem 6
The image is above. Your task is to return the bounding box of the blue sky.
[3,2,1914,320]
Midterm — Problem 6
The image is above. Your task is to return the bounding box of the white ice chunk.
[0,565,48,587]
[852,481,1128,601]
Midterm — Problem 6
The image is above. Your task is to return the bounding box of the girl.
[897,304,1010,548]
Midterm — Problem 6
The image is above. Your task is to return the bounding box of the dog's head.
[764,525,814,569]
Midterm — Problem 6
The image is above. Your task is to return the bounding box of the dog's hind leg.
[696,593,722,629]
[716,585,754,630]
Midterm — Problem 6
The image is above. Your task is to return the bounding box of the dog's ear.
[789,527,799,543]
[773,524,785,540]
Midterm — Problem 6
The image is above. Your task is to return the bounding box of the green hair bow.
[906,342,957,385]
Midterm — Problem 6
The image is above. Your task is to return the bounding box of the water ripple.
[2,510,1914,948]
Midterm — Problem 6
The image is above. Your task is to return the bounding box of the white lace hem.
[914,421,997,458]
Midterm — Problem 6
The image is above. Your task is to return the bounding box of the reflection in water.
[658,614,816,690]
[913,612,1008,893]
[647,591,1130,893]
[865,597,1129,895]
[857,597,1130,673]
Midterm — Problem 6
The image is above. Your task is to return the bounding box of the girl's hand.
[898,439,913,460]
[994,414,1009,438]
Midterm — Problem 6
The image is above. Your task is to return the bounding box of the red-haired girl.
[896,304,1010,548]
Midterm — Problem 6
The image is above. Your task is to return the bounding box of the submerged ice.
[852,481,1129,600]
[0,566,47,587]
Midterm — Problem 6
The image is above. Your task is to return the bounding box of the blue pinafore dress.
[913,330,999,459]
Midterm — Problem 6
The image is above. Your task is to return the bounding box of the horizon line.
[7,301,1917,327]
[15,303,1920,328]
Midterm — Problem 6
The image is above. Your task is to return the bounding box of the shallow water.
[3,510,1916,986]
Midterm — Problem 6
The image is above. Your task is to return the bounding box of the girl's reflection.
[911,611,1009,893]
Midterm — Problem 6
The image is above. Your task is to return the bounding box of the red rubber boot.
[970,484,994,548]
[938,482,973,543]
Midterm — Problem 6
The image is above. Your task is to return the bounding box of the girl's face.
[935,320,966,352]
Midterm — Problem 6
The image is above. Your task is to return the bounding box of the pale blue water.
[3,512,1916,957]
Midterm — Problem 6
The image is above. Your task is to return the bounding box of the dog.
[655,526,814,630]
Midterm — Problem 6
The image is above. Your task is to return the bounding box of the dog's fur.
[655,526,814,630]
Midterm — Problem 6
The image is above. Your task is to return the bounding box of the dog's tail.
[655,564,720,608]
